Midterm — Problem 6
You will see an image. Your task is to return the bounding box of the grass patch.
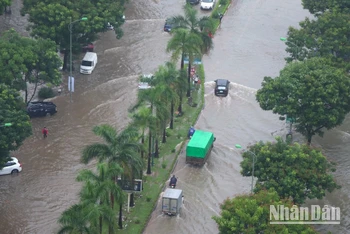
[211,0,232,33]
[117,65,206,234]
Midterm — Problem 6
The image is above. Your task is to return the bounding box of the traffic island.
[117,65,206,234]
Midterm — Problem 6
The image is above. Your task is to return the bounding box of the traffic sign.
[117,178,142,192]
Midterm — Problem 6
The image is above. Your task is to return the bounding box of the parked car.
[164,18,175,32]
[138,74,154,90]
[0,157,22,175]
[187,0,200,4]
[82,43,94,52]
[214,79,230,97]
[27,102,57,118]
[106,22,114,30]
[201,0,215,10]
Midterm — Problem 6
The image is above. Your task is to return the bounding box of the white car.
[0,157,22,175]
[201,0,215,10]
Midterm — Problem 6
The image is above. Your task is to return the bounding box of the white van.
[80,52,97,74]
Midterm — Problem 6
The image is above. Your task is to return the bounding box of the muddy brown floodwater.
[0,0,349,233]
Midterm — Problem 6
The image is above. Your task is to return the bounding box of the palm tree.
[154,62,180,129]
[77,163,124,233]
[57,204,94,234]
[132,106,152,159]
[81,125,143,178]
[174,69,188,114]
[167,28,203,97]
[136,86,167,173]
[172,3,215,53]
[81,125,143,229]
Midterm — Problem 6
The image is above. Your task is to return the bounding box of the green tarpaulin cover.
[186,130,214,159]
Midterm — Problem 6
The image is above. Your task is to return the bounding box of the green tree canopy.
[284,11,350,70]
[0,29,62,103]
[240,138,340,204]
[213,189,318,234]
[256,57,350,144]
[0,0,11,15]
[21,0,126,69]
[302,0,350,15]
[0,84,32,168]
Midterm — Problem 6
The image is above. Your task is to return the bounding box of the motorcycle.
[169,183,176,189]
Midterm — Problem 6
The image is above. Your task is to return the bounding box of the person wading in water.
[42,127,48,138]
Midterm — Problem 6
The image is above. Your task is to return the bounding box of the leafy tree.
[0,0,11,15]
[0,29,62,103]
[256,57,350,144]
[302,0,350,15]
[77,163,123,233]
[0,84,32,169]
[284,11,350,70]
[213,189,318,234]
[22,0,126,70]
[240,137,340,204]
[167,28,203,97]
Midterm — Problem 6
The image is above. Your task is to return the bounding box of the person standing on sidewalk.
[42,127,48,138]
[219,13,223,28]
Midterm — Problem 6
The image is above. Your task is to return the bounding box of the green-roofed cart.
[186,130,215,165]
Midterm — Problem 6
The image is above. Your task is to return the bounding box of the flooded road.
[0,0,349,233]
[144,0,349,234]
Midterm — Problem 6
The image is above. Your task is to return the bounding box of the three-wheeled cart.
[162,188,183,216]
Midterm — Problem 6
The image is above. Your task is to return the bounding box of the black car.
[164,18,175,32]
[214,79,230,97]
[27,102,57,118]
[187,0,200,4]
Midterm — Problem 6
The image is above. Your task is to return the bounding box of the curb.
[216,1,233,31]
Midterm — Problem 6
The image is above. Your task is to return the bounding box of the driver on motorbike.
[169,175,177,187]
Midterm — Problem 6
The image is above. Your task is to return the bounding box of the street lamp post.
[69,17,88,103]
[280,37,299,61]
[235,144,257,194]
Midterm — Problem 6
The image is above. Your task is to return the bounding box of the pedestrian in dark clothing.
[42,127,48,138]
[219,13,223,28]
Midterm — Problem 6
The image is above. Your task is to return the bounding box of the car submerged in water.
[27,102,57,118]
[214,79,230,97]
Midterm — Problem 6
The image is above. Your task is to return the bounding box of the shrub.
[162,162,167,169]
[38,87,55,99]
[165,128,172,137]
[220,0,228,5]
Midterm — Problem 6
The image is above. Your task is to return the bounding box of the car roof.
[216,79,229,85]
[28,102,56,106]
[7,157,18,163]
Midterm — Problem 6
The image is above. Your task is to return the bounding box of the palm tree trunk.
[141,136,144,159]
[170,101,174,129]
[178,95,183,114]
[147,130,152,174]
[187,62,192,97]
[181,54,184,70]
[99,216,103,234]
[155,139,159,158]
[162,125,166,143]
[118,203,123,229]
